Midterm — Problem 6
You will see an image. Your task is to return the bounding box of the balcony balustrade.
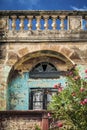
[0,10,87,42]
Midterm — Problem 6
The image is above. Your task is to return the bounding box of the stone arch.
[7,50,75,110]
[7,50,74,83]
[17,45,74,59]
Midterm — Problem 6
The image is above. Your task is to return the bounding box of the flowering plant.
[48,65,87,130]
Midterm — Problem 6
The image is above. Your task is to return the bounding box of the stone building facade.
[0,10,87,130]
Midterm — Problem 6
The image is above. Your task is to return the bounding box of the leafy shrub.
[48,65,87,130]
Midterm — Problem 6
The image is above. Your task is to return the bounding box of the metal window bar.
[29,88,57,110]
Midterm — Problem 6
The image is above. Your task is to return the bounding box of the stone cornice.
[1,30,87,43]
[0,10,87,17]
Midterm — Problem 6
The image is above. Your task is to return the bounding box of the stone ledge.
[1,30,87,43]
[0,10,87,16]
[0,110,48,116]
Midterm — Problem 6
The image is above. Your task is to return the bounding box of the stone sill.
[0,110,48,115]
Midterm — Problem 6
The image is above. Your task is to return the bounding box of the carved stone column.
[27,16,33,31]
[44,15,49,30]
[59,15,66,30]
[36,16,41,30]
[11,15,17,31]
[19,16,25,31]
[51,16,57,30]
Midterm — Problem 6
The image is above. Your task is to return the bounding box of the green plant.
[48,65,87,130]
[35,124,41,130]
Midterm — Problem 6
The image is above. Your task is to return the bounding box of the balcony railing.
[0,10,87,42]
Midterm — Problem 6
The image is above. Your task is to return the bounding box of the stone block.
[70,51,80,59]
[18,47,29,57]
[59,46,73,57]
[8,51,19,60]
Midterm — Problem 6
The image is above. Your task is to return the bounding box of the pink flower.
[85,69,87,73]
[57,83,61,88]
[69,71,73,75]
[54,84,58,88]
[80,98,87,105]
[80,87,85,92]
[54,83,61,89]
[48,113,51,117]
[84,98,87,103]
[80,101,86,105]
[58,87,63,92]
[85,76,87,79]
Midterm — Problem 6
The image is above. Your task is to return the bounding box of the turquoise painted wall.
[7,72,66,110]
[7,73,29,110]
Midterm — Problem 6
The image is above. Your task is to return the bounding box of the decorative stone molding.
[68,16,82,30]
[4,29,87,42]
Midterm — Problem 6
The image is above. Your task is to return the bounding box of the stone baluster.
[36,16,41,30]
[59,15,66,30]
[11,15,17,31]
[44,15,49,30]
[27,16,33,30]
[19,16,25,31]
[51,16,57,30]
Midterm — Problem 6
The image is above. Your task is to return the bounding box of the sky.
[0,0,87,10]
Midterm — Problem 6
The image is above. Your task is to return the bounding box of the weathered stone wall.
[1,116,41,130]
[0,111,48,130]
[0,10,87,111]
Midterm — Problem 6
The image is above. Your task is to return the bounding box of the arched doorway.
[7,50,74,110]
